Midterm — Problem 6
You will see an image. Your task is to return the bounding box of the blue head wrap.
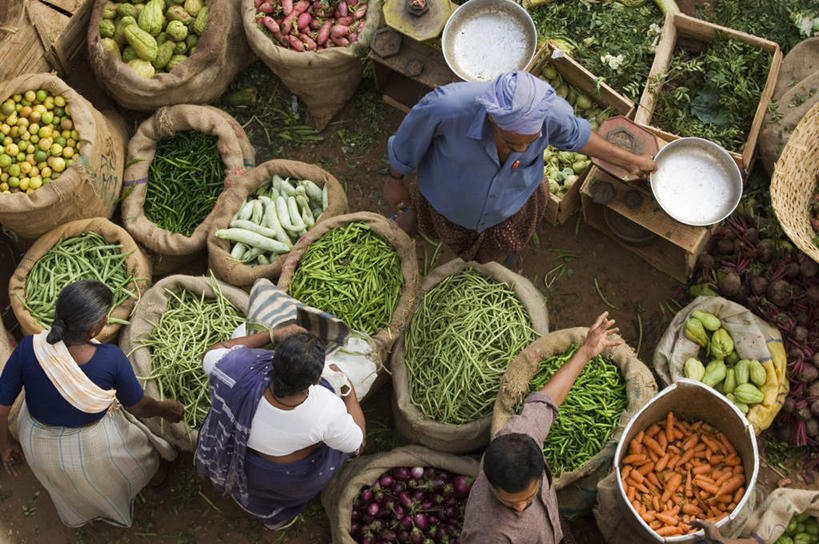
[476,71,556,135]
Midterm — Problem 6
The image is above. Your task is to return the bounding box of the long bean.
[405,269,536,425]
[138,282,244,429]
[144,130,225,236]
[527,344,627,475]
[288,222,404,335]
[21,232,138,329]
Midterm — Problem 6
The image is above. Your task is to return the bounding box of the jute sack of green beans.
[492,327,657,517]
[87,0,251,111]
[0,73,127,239]
[121,104,255,276]
[207,158,348,288]
[321,445,480,544]
[0,319,22,440]
[8,217,152,344]
[391,259,549,454]
[120,274,248,451]
[277,211,419,358]
[240,0,382,130]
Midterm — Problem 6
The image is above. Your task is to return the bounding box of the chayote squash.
[103,2,119,19]
[776,537,794,544]
[735,359,750,386]
[188,45,196,54]
[184,0,203,16]
[723,367,737,394]
[156,31,168,45]
[726,350,740,365]
[101,37,121,58]
[153,41,175,70]
[749,359,767,387]
[165,5,192,23]
[124,24,158,61]
[192,5,208,35]
[114,15,137,45]
[710,328,734,360]
[133,3,146,17]
[138,0,165,35]
[173,40,187,54]
[685,317,709,348]
[116,3,137,18]
[166,19,188,41]
[734,383,764,405]
[185,34,198,48]
[122,45,138,63]
[703,360,727,388]
[99,19,116,38]
[128,58,156,78]
[166,54,187,70]
[691,310,721,331]
[684,358,705,382]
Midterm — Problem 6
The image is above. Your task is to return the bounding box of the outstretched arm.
[578,132,656,178]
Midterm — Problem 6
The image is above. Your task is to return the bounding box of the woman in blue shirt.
[0,280,183,528]
[384,71,657,266]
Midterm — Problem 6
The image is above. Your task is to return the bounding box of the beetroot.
[807,419,819,438]
[744,227,759,243]
[784,261,801,279]
[814,353,819,369]
[757,239,775,263]
[767,279,792,307]
[798,364,819,384]
[812,399,819,417]
[699,254,716,270]
[715,238,734,256]
[719,272,741,297]
[783,397,797,413]
[800,258,818,278]
[795,325,809,342]
[807,286,819,304]
[750,276,769,296]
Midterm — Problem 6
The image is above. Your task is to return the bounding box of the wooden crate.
[527,40,636,226]
[580,165,712,283]
[635,12,782,175]
[0,0,91,84]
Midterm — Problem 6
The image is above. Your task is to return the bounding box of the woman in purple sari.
[196,325,366,529]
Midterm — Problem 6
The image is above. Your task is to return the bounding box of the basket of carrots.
[613,378,759,542]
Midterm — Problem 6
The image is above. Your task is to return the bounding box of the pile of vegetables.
[254,0,368,51]
[99,0,210,78]
[350,466,473,544]
[144,130,225,236]
[138,282,244,429]
[689,189,819,448]
[682,310,768,414]
[289,222,403,335]
[215,174,328,266]
[811,175,819,248]
[527,344,627,475]
[404,269,536,425]
[537,63,615,133]
[0,90,78,194]
[20,233,138,328]
[776,513,819,544]
[542,147,590,199]
[620,412,746,538]
[650,32,772,152]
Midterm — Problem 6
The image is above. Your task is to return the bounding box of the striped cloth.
[31,331,116,413]
[17,401,164,528]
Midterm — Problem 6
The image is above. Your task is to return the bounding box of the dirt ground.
[0,56,815,544]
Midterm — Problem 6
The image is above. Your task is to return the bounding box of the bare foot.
[391,206,417,236]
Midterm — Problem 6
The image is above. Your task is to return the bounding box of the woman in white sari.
[0,280,183,528]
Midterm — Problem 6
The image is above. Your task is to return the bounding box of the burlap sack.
[119,274,249,451]
[8,218,152,344]
[490,327,657,517]
[741,489,819,543]
[321,445,480,544]
[0,319,21,441]
[391,259,549,454]
[277,211,419,357]
[121,104,254,276]
[87,0,251,110]
[653,296,789,435]
[595,469,758,544]
[240,0,382,130]
[207,159,348,288]
[0,73,127,240]
[759,38,819,173]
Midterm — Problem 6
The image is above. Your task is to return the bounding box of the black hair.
[46,280,113,344]
[483,433,545,493]
[271,332,326,397]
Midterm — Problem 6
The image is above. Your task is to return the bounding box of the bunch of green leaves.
[696,0,818,54]
[529,0,663,100]
[650,32,773,151]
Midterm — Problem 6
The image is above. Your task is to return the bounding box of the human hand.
[688,519,722,540]
[1,442,23,476]
[162,400,184,423]
[580,312,621,359]
[329,364,355,397]
[627,154,657,177]
[383,175,409,208]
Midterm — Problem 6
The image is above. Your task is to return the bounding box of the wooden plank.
[635,13,677,124]
[28,0,70,51]
[742,46,782,169]
[42,0,84,14]
[50,0,93,75]
[0,15,52,83]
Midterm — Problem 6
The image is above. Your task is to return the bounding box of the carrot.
[631,499,642,512]
[700,435,722,454]
[728,502,737,511]
[630,470,645,484]
[629,439,643,455]
[701,423,713,432]
[657,431,668,451]
[621,465,632,481]
[682,433,698,450]
[683,503,704,516]
[732,465,744,475]
[667,455,681,470]
[648,449,660,463]
[710,454,725,464]
[677,447,697,467]
[637,462,655,476]
[717,432,736,454]
[650,520,663,530]
[725,454,741,466]
[715,472,733,487]
[716,511,729,522]
[661,473,683,504]
[733,487,745,504]
[655,453,671,472]
[692,464,711,476]
[656,526,683,537]
[627,485,637,502]
[694,479,720,495]
[674,429,684,440]
[666,412,675,443]
[668,502,682,514]
[652,494,661,512]
[715,475,745,497]
[623,454,648,465]
[644,436,665,457]
[693,443,706,453]
[712,494,733,504]
[646,424,661,437]
[648,472,662,489]
[641,511,656,523]
[629,480,650,494]
[685,470,693,498]
[655,512,678,525]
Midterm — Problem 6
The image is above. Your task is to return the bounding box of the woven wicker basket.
[771,101,819,264]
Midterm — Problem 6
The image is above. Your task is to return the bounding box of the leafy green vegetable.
[650,32,773,151]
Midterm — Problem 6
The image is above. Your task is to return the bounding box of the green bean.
[144,130,225,236]
[137,280,244,430]
[526,344,627,476]
[22,232,138,329]
[404,269,536,425]
[288,222,404,335]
